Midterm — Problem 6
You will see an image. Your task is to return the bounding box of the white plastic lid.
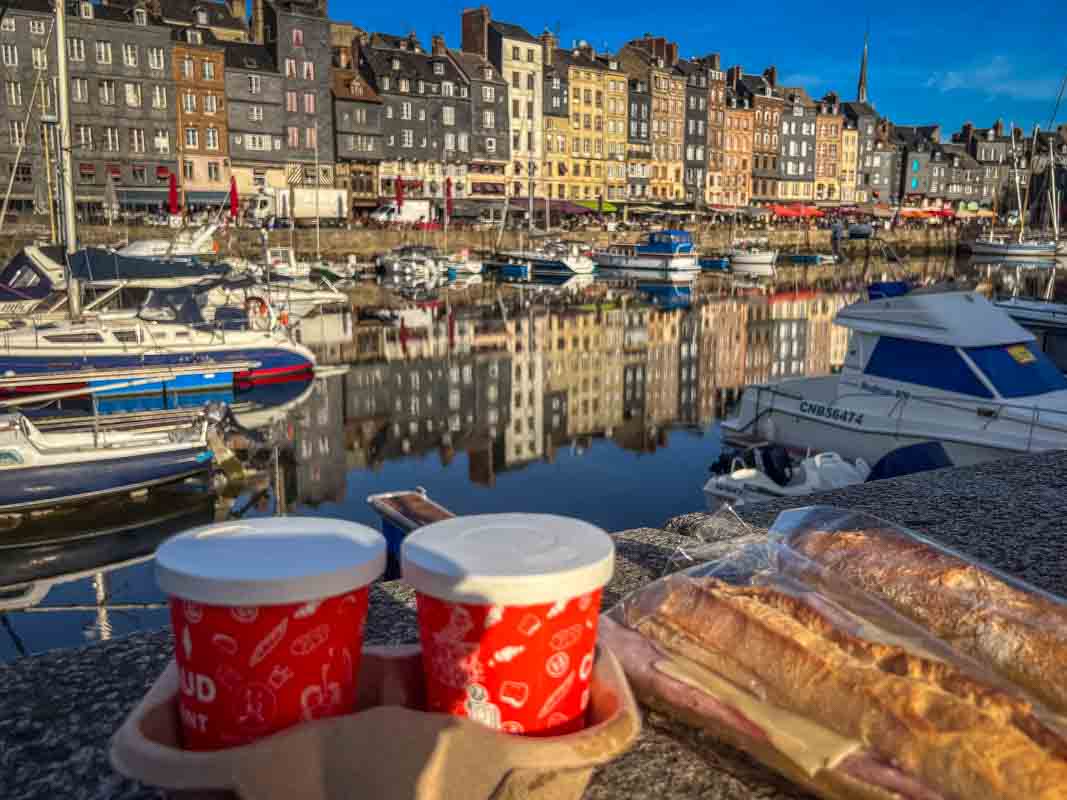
[401,513,614,605]
[156,517,386,606]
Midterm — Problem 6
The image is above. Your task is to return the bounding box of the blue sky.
[329,0,1067,139]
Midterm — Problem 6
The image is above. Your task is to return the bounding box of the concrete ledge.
[3,449,1066,799]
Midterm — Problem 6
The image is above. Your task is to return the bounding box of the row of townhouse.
[1,0,1063,217]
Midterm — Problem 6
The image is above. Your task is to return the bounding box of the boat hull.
[970,241,1056,257]
[729,251,777,277]
[0,446,212,513]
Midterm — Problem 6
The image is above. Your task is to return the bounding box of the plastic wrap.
[601,505,1067,800]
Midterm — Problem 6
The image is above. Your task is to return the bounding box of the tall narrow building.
[856,31,868,104]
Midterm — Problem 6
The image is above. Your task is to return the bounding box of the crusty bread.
[633,578,1067,800]
[788,527,1067,713]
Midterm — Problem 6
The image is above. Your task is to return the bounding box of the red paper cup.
[402,514,614,736]
[156,518,386,750]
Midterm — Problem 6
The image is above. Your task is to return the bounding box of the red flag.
[228,176,239,220]
[445,177,453,219]
[395,177,404,210]
[167,172,179,215]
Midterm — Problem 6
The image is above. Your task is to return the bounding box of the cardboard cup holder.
[110,644,640,800]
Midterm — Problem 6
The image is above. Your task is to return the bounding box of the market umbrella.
[395,177,404,210]
[445,177,453,220]
[167,172,179,215]
[228,176,239,220]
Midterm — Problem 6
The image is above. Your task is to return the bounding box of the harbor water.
[0,254,1032,661]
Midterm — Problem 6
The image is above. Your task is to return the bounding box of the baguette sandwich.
[602,577,1067,800]
[787,527,1067,714]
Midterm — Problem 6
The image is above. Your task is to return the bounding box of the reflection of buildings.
[697,297,748,422]
[646,308,680,425]
[299,311,354,366]
[677,308,701,425]
[290,374,348,506]
[503,311,546,467]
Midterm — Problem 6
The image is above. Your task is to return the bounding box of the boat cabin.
[837,291,1067,401]
[636,230,694,255]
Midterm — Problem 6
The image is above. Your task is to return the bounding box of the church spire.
[856,27,869,104]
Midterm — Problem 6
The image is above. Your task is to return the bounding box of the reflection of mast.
[273,445,288,514]
[93,573,112,642]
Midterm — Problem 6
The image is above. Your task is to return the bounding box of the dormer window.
[417,79,424,93]
[391,58,400,71]
[195,9,208,25]
[380,76,390,90]
[350,80,362,95]
[188,30,202,44]
[133,8,146,25]
[483,67,492,80]
[610,60,618,70]
[79,2,93,19]
[433,61,443,75]
[398,78,409,92]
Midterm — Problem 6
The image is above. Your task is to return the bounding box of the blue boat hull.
[0,447,213,512]
[700,258,730,271]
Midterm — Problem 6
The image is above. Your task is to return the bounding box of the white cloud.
[924,56,1059,101]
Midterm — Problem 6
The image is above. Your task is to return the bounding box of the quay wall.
[0,223,960,262]
[3,448,1065,799]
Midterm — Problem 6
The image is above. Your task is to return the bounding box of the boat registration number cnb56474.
[799,401,864,426]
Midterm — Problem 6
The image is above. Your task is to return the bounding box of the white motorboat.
[594,230,700,282]
[490,242,596,275]
[728,240,778,277]
[994,296,1067,373]
[705,446,870,509]
[443,249,484,275]
[722,288,1067,467]
[117,224,220,259]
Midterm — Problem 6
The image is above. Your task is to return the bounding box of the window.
[511,46,519,60]
[482,109,494,128]
[400,101,411,120]
[79,0,92,17]
[95,40,111,64]
[187,30,202,45]
[182,159,194,180]
[75,123,92,149]
[104,126,119,151]
[130,128,145,153]
[185,127,198,148]
[248,75,261,94]
[68,37,85,62]
[287,126,299,147]
[4,81,21,106]
[864,337,992,398]
[0,18,13,32]
[302,61,314,80]
[245,133,268,151]
[203,93,217,114]
[399,78,409,93]
[72,78,89,103]
[526,73,534,91]
[485,136,496,153]
[401,129,413,148]
[305,126,316,148]
[284,58,296,77]
[123,44,137,67]
[31,47,46,69]
[182,92,196,113]
[248,105,263,121]
[134,8,147,25]
[458,132,469,152]
[154,128,169,153]
[9,120,25,146]
[207,161,221,181]
[206,127,218,150]
[149,47,164,70]
[444,132,455,151]
[966,342,1067,398]
[1,44,16,66]
[303,92,315,113]
[203,61,215,81]
[125,83,142,108]
[99,80,115,105]
[30,19,45,34]
[482,85,495,102]
[442,81,454,97]
[443,106,454,126]
[285,89,297,112]
[292,28,303,46]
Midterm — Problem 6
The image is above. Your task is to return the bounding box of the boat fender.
[245,296,270,318]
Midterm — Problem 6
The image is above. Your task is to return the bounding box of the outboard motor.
[760,445,793,487]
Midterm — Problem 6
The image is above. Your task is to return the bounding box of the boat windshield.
[964,342,1067,398]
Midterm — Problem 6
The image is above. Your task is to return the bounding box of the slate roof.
[892,125,940,149]
[1,0,52,14]
[842,101,876,118]
[362,39,464,90]
[332,70,382,102]
[738,73,782,102]
[224,41,277,72]
[488,19,537,44]
[934,142,980,169]
[169,25,226,46]
[160,0,245,30]
[448,48,505,85]
[370,32,424,52]
[552,47,607,74]
[777,85,815,106]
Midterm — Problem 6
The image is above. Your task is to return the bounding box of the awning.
[107,164,121,177]
[508,198,592,215]
[185,191,229,204]
[575,200,618,213]
[156,166,171,178]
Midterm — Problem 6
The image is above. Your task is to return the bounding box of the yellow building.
[840,125,859,203]
[814,94,843,204]
[544,308,624,437]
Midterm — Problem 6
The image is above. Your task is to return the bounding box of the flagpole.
[315,137,321,263]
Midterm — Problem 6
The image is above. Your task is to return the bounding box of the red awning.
[107,164,121,177]
[156,166,170,178]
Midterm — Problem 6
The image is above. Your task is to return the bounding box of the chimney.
[431,33,446,56]
[539,30,556,66]
[961,121,974,145]
[666,41,677,66]
[726,65,741,92]
[763,65,777,89]
[708,52,720,71]
[993,119,1004,138]
[461,6,490,57]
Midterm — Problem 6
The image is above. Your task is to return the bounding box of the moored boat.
[728,240,778,277]
[594,230,700,281]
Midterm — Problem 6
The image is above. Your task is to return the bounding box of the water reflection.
[2,255,974,660]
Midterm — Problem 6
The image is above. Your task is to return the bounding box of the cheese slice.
[654,655,862,777]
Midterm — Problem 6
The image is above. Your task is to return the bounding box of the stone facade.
[173,27,230,205]
[813,93,842,204]
[626,77,651,200]
[225,42,286,194]
[776,86,816,202]
[676,59,708,205]
[448,47,510,204]
[722,93,752,207]
[732,66,783,204]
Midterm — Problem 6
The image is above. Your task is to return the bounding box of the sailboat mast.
[54,0,82,321]
[1009,125,1025,243]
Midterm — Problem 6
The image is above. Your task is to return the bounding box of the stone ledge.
[4,449,1066,799]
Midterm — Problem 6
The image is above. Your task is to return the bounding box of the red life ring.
[245,297,270,318]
